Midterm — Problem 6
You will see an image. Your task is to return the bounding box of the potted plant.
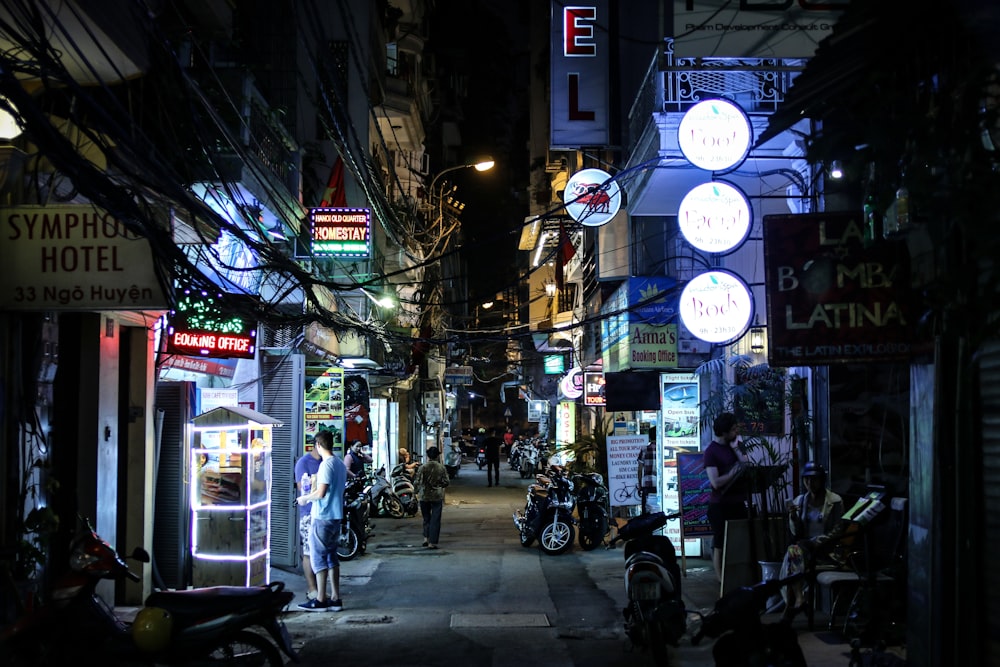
[696,354,808,569]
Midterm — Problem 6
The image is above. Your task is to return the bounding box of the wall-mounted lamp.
[750,326,765,353]
[828,160,844,180]
[265,219,284,240]
[545,282,557,297]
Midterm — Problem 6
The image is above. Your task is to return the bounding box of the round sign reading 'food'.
[679,270,754,345]
[677,181,752,254]
[563,168,622,227]
[678,99,753,173]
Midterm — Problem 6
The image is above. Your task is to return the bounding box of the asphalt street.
[273,459,894,666]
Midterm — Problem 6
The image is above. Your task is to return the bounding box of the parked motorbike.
[507,442,522,470]
[518,441,538,479]
[607,511,686,667]
[444,441,463,479]
[691,573,807,667]
[0,518,299,666]
[338,475,373,560]
[512,465,576,555]
[369,466,405,518]
[573,471,610,550]
[390,463,419,517]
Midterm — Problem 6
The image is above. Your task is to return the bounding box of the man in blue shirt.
[296,430,347,611]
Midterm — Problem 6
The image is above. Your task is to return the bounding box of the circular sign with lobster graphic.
[563,168,622,227]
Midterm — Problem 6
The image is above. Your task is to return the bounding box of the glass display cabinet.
[190,406,282,587]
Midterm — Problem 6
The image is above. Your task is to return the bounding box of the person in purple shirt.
[703,412,749,582]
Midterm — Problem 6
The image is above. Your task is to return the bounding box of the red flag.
[319,157,346,207]
[555,222,576,289]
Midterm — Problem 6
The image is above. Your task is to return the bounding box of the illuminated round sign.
[563,168,622,227]
[677,99,753,172]
[559,367,584,400]
[677,181,752,254]
[679,270,754,345]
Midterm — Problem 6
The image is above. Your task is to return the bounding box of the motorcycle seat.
[146,584,281,618]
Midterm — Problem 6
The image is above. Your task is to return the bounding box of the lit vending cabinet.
[190,406,283,587]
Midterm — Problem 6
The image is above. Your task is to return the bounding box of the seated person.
[398,447,420,478]
[779,461,844,620]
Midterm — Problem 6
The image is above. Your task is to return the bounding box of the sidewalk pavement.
[261,462,904,666]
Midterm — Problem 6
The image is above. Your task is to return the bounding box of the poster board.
[677,451,713,538]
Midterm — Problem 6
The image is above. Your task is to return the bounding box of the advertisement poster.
[304,366,345,455]
[661,373,699,451]
[606,434,647,508]
[677,452,713,538]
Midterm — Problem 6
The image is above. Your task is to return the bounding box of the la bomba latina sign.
[677,181,752,254]
[677,99,753,173]
[563,168,622,227]
[679,269,754,345]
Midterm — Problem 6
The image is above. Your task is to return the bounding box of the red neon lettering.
[564,7,597,56]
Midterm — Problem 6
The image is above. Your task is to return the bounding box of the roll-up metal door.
[261,351,304,569]
[978,340,1000,662]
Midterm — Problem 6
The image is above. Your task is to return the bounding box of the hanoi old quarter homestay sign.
[0,206,165,309]
[763,212,913,366]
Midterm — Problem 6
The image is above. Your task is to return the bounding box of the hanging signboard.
[762,212,915,366]
[677,99,752,173]
[583,371,605,406]
[679,269,755,345]
[550,0,610,148]
[677,181,753,254]
[673,0,846,59]
[563,168,622,227]
[310,207,371,258]
[0,205,166,310]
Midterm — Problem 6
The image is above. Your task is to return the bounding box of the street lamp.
[427,157,495,197]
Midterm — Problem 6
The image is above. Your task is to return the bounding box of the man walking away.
[415,446,449,548]
[296,430,347,611]
[483,428,503,487]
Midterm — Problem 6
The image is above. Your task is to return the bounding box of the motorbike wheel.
[205,629,283,667]
[539,519,575,555]
[519,524,535,548]
[578,517,608,551]
[337,525,361,561]
[383,495,405,518]
[647,621,672,667]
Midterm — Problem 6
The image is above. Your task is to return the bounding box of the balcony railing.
[628,39,805,152]
[200,68,301,197]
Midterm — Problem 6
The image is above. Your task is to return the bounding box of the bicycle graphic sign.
[606,435,649,508]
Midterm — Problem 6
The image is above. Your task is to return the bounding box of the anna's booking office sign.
[1,206,166,309]
[763,212,915,366]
